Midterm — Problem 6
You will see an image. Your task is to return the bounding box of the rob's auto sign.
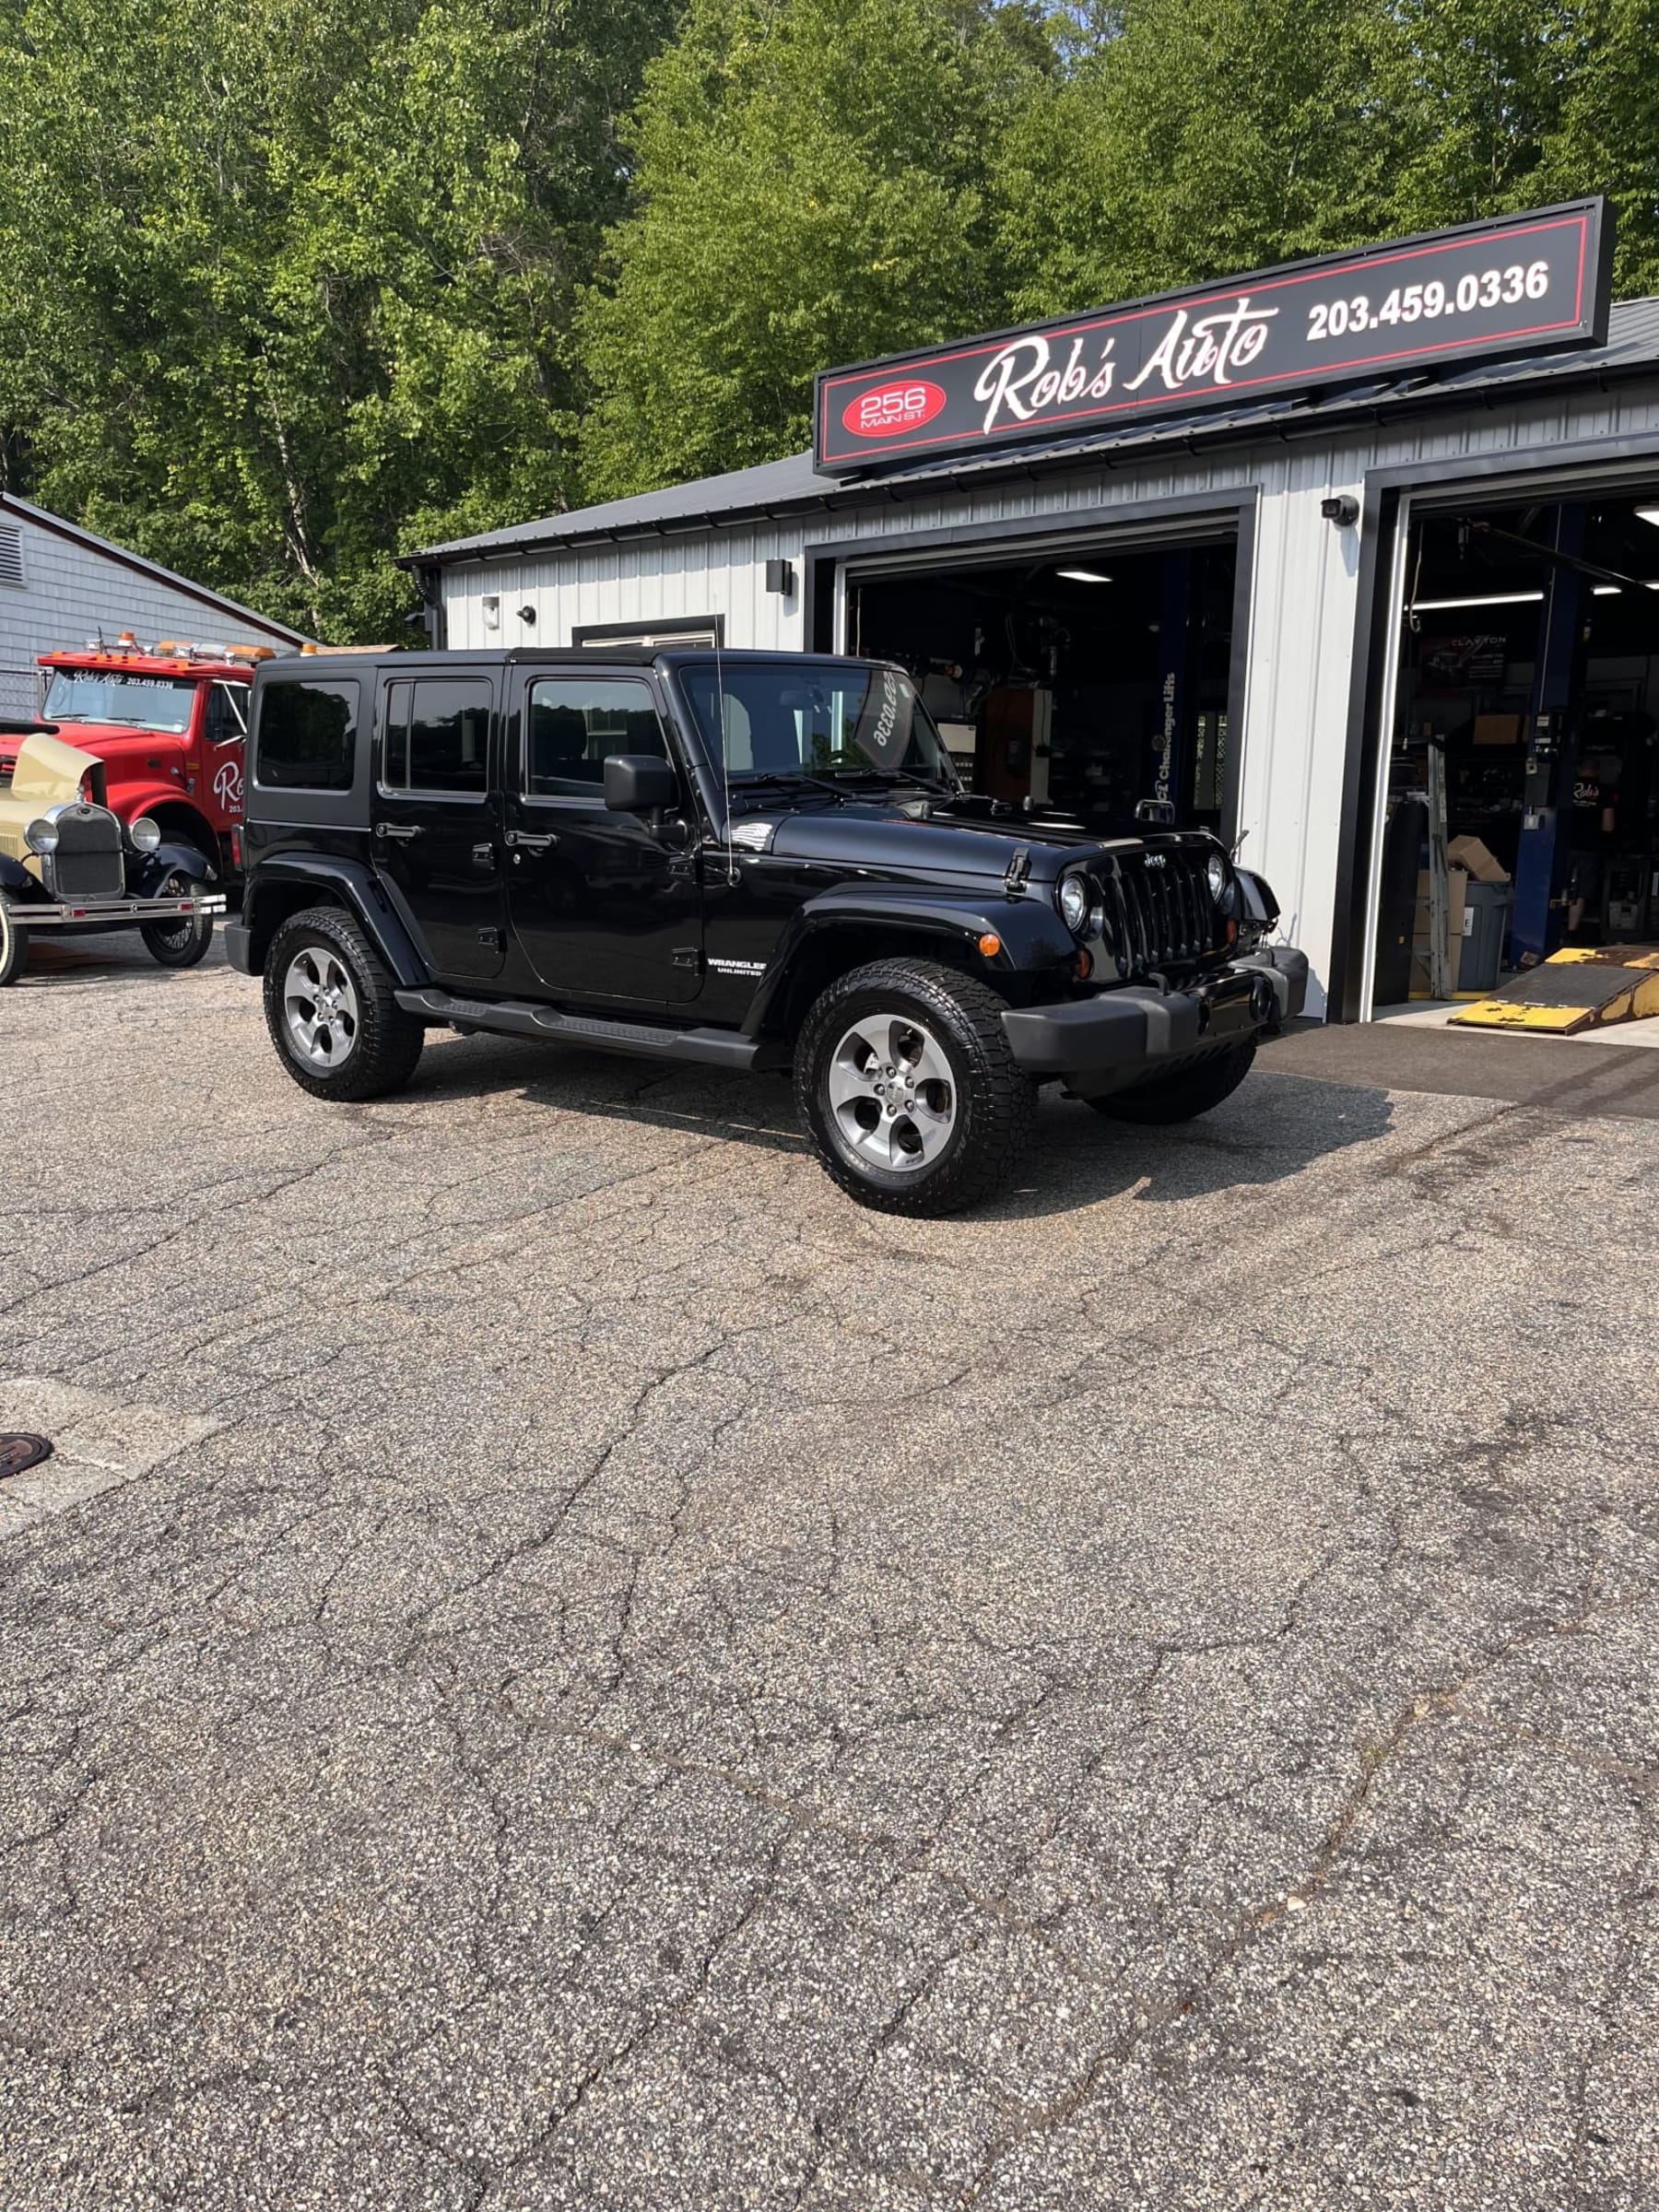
[815,202,1610,475]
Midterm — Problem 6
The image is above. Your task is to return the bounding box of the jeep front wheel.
[795,959,1035,1216]
[264,906,425,1101]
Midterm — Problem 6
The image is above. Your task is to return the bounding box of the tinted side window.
[382,678,491,795]
[527,677,665,798]
[255,680,359,790]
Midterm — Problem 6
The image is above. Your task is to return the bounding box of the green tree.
[1537,0,1659,296]
[575,0,1055,501]
[0,0,675,638]
[993,0,1414,317]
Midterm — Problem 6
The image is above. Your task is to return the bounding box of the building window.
[382,677,491,794]
[254,678,359,791]
[0,525,23,591]
[526,677,666,798]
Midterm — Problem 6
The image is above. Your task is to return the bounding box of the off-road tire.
[795,958,1036,1216]
[1087,1040,1257,1125]
[140,871,215,969]
[0,900,28,987]
[264,905,425,1102]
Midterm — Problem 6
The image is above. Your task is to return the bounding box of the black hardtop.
[256,646,889,677]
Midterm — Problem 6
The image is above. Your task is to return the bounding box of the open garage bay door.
[841,519,1244,840]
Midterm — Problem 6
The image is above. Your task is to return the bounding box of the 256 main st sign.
[815,202,1611,475]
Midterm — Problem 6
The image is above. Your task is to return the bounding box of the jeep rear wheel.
[264,906,424,1101]
[795,959,1035,1216]
[1086,1040,1257,1125]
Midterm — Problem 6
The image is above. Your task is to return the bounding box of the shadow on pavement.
[406,1030,1397,1218]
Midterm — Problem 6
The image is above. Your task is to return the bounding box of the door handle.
[506,829,557,852]
[471,841,495,866]
[375,822,423,842]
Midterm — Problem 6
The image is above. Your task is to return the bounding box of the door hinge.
[671,946,701,970]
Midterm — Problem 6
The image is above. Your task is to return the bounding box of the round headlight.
[24,818,59,855]
[1206,851,1229,903]
[1058,873,1091,935]
[129,816,161,853]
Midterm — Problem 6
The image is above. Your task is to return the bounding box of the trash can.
[1457,878,1513,993]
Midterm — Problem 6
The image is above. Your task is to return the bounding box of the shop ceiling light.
[1635,507,1659,527]
[1407,591,1545,611]
[1056,568,1112,583]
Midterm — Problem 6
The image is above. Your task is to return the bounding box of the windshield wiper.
[726,771,849,804]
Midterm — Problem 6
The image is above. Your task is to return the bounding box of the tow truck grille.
[46,807,124,900]
[1112,850,1219,971]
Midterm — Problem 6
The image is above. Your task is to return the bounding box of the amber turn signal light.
[977,932,1002,958]
[1075,947,1092,980]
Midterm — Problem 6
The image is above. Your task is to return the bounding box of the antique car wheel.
[140,870,215,968]
[1087,1041,1257,1124]
[264,905,425,1101]
[0,898,28,987]
[795,958,1035,1216]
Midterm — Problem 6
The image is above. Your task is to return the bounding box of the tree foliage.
[0,0,675,637]
[574,0,1056,500]
[4,0,1659,615]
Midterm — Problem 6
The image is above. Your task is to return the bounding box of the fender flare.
[742,883,1077,1036]
[245,853,430,988]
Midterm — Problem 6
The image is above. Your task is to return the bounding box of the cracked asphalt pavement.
[3,937,1657,2211]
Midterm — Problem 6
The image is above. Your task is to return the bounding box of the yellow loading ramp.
[1451,947,1659,1034]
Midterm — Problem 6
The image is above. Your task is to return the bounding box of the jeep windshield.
[678,660,958,794]
[41,670,197,734]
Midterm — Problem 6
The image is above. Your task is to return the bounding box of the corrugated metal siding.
[0,509,298,717]
[443,375,1659,1018]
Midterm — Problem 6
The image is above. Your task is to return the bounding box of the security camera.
[1321,495,1360,528]
[518,604,536,624]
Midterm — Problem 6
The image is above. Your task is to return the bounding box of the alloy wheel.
[283,945,361,1070]
[826,1011,957,1172]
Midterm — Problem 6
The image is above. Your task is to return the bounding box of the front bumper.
[3,890,227,932]
[1001,946,1308,1094]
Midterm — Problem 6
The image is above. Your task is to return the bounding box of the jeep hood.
[764,799,1138,881]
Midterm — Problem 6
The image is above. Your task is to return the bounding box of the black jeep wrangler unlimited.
[228,649,1305,1215]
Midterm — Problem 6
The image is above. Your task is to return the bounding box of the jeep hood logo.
[842,380,947,440]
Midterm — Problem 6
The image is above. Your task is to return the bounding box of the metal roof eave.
[407,343,1659,573]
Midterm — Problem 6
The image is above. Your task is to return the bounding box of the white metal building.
[413,216,1659,1021]
[0,493,304,719]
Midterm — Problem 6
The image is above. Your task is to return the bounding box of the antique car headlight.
[24,818,59,854]
[1206,850,1229,903]
[128,816,161,853]
[1058,872,1091,935]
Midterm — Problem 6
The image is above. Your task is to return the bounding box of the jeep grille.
[45,806,124,900]
[1111,849,1221,973]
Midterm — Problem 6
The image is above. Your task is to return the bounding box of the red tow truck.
[5,633,279,883]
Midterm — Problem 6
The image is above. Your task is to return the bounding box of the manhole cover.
[0,1433,53,1478]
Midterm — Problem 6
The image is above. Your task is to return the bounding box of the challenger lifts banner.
[815,202,1611,475]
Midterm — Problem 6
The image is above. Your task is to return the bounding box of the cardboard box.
[1447,834,1511,884]
[1473,713,1525,747]
[1411,865,1467,997]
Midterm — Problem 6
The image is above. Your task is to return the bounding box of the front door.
[373,673,505,981]
[505,668,700,1005]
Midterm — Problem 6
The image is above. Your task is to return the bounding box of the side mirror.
[604,754,678,813]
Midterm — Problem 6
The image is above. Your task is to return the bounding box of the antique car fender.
[130,841,213,896]
[741,880,1077,1039]
[0,851,39,898]
[233,852,429,987]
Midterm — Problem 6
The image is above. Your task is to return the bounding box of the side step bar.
[394,986,762,1071]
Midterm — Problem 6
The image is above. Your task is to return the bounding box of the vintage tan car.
[0,721,225,986]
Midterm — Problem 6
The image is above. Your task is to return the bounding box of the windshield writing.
[679,661,955,788]
[43,671,197,734]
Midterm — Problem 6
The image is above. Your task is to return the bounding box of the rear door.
[504,667,700,1006]
[373,673,505,981]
